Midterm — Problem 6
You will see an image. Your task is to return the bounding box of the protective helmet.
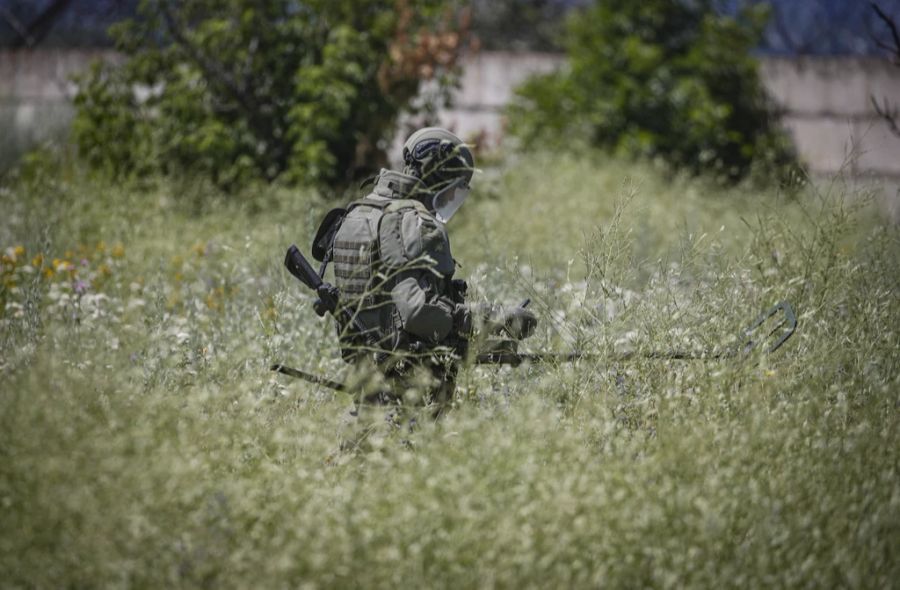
[402,127,474,222]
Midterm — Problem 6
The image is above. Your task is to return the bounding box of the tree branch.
[8,0,73,49]
[157,1,286,176]
[872,96,900,136]
[0,6,35,47]
[869,3,900,138]
[871,1,900,60]
[158,3,255,114]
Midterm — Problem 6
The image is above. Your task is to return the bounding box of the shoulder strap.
[385,198,429,215]
[348,197,393,212]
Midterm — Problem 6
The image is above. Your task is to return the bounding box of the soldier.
[314,127,537,450]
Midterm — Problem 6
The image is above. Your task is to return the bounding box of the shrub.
[506,0,797,183]
[72,0,469,190]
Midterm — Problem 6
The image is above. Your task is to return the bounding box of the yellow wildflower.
[192,242,206,257]
[98,263,111,277]
[43,267,55,279]
[111,243,125,258]
[96,241,107,254]
[31,253,43,268]
[13,245,25,258]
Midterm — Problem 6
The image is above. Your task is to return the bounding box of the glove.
[451,279,468,302]
[453,303,473,337]
[474,303,538,340]
[500,306,538,340]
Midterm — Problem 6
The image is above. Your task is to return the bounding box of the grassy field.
[1,152,898,587]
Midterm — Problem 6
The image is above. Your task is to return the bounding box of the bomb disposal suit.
[329,128,476,410]
[312,129,536,444]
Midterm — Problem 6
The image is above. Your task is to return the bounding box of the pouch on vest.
[378,203,454,277]
[312,207,347,263]
[332,201,388,305]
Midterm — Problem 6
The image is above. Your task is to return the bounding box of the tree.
[72,0,469,190]
[506,0,796,183]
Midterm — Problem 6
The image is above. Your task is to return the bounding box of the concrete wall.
[0,49,112,169]
[761,57,900,177]
[2,49,900,179]
[434,51,564,148]
[440,52,900,179]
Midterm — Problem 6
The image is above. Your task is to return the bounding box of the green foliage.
[1,155,898,586]
[507,0,797,183]
[72,0,463,190]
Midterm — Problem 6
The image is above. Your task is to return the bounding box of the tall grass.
[1,153,898,587]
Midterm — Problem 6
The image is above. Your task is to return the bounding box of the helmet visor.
[431,177,469,223]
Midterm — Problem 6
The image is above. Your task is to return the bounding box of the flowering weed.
[0,154,897,587]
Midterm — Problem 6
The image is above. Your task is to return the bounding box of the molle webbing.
[331,198,389,304]
[333,238,376,298]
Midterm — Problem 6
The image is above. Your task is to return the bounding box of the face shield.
[430,177,470,223]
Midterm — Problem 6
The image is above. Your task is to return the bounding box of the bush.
[506,0,797,183]
[72,0,469,190]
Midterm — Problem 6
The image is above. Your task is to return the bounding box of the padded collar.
[373,169,424,199]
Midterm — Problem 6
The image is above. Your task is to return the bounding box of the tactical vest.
[327,189,456,360]
[332,198,387,307]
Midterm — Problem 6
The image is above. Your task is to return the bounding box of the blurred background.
[1,0,899,209]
